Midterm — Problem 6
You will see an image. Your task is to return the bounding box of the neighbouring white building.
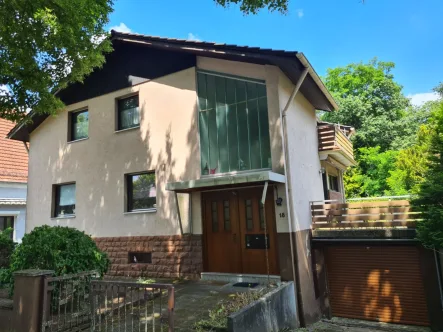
[0,118,28,242]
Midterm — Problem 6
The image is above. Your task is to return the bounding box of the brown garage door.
[325,245,429,326]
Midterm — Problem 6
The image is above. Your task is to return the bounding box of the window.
[128,252,152,264]
[69,109,89,141]
[117,95,140,130]
[328,175,340,192]
[127,172,156,212]
[53,183,76,217]
[197,72,271,175]
[0,216,14,239]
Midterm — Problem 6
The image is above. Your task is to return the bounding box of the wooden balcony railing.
[310,200,421,229]
[318,124,355,165]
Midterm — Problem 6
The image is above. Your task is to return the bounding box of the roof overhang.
[166,171,285,193]
[8,31,338,142]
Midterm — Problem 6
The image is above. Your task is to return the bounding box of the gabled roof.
[0,118,28,183]
[8,31,338,142]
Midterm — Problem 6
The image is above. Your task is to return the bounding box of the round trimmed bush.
[8,226,109,276]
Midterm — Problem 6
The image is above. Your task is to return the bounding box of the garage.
[325,245,430,326]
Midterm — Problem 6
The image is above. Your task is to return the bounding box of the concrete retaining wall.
[227,282,298,332]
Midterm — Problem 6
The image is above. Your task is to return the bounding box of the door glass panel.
[223,200,230,231]
[259,204,265,230]
[245,199,253,230]
[211,201,218,232]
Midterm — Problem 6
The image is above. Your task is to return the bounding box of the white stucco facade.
[0,182,27,242]
[25,57,323,238]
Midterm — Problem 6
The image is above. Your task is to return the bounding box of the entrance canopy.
[165,171,285,193]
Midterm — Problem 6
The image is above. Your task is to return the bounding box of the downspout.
[280,67,309,326]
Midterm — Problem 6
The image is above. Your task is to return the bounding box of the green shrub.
[2,226,109,290]
[0,228,15,269]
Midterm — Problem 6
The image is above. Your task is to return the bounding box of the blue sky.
[108,0,443,105]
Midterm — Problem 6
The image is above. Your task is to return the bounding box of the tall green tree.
[412,100,443,249]
[322,59,410,151]
[0,0,113,122]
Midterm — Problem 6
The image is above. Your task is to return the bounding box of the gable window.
[69,109,89,141]
[117,94,140,130]
[53,183,76,217]
[328,175,340,192]
[126,172,156,212]
[0,216,14,239]
[197,71,271,175]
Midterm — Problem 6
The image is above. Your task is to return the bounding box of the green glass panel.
[208,108,218,173]
[226,78,236,104]
[246,82,257,100]
[217,104,229,173]
[206,74,216,111]
[227,104,239,172]
[236,80,246,103]
[197,72,207,110]
[258,97,271,168]
[247,99,261,169]
[199,111,210,175]
[257,84,267,98]
[215,76,226,106]
[237,102,250,170]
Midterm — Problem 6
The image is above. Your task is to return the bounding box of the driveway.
[295,318,431,332]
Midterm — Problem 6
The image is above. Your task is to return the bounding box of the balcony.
[310,198,421,239]
[318,124,356,167]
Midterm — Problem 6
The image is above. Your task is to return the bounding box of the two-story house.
[8,31,355,325]
[0,118,28,242]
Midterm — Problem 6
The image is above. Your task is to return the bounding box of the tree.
[344,147,398,197]
[322,59,410,151]
[412,94,443,249]
[0,0,113,122]
[214,0,289,14]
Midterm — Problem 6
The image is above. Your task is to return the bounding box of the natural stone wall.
[94,235,203,279]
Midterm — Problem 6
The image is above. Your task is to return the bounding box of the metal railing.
[90,280,175,332]
[42,271,99,332]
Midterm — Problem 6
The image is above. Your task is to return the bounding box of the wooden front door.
[202,187,278,275]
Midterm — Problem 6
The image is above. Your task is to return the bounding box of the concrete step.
[201,272,281,285]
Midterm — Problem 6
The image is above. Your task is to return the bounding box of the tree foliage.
[412,96,443,249]
[214,0,289,14]
[322,59,410,151]
[0,0,113,122]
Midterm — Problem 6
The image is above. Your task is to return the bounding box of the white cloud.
[187,33,201,42]
[109,23,132,33]
[296,9,304,18]
[407,92,440,106]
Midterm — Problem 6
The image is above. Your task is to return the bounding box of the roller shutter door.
[325,245,429,326]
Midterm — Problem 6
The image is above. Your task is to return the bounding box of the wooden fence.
[311,200,421,229]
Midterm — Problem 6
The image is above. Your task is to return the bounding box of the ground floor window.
[0,216,14,238]
[53,183,76,217]
[328,174,340,192]
[126,171,157,212]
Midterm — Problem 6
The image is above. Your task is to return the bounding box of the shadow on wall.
[41,69,199,240]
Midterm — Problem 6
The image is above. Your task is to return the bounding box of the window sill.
[68,137,89,144]
[124,209,157,215]
[115,126,140,134]
[51,215,76,220]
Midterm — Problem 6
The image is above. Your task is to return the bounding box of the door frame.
[201,185,279,275]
